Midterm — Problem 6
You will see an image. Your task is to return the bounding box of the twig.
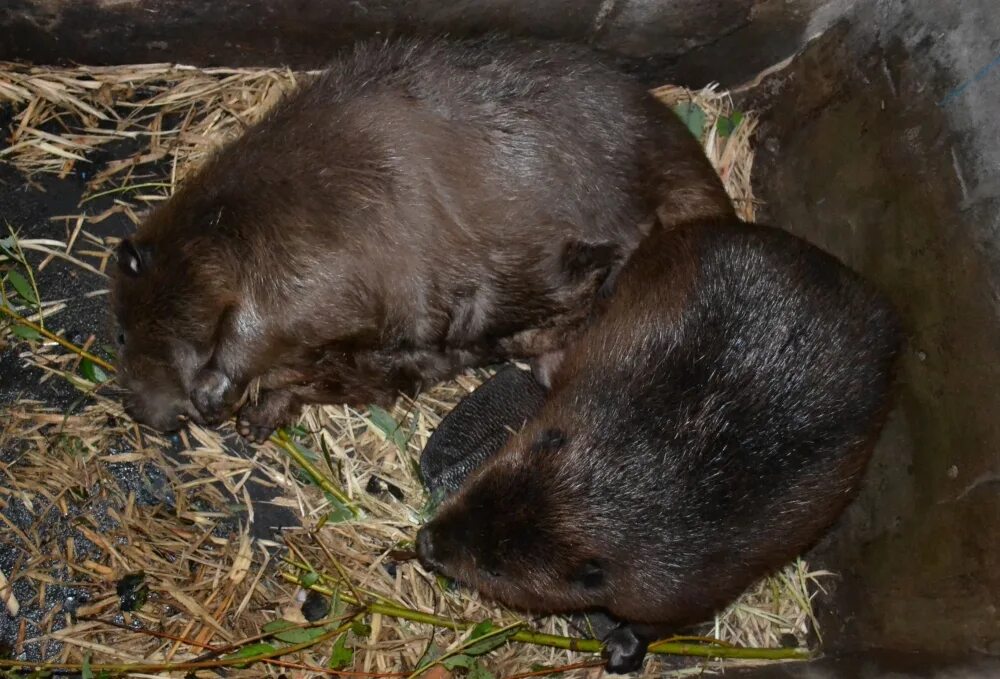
[80,182,173,204]
[0,304,115,372]
[280,572,812,661]
[502,660,606,679]
[271,429,359,516]
[4,223,44,328]
[410,621,524,679]
[312,531,367,607]
[0,618,354,675]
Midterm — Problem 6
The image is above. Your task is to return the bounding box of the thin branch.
[280,572,813,662]
[0,304,115,372]
[271,429,359,515]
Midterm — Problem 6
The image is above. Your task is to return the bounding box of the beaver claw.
[237,390,299,444]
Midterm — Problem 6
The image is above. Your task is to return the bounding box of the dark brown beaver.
[416,218,901,673]
[109,35,732,438]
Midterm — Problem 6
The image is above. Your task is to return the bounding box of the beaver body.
[110,35,731,437]
[417,219,901,672]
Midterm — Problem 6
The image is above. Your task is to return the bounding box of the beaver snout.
[416,526,445,574]
[123,393,200,433]
[190,368,241,425]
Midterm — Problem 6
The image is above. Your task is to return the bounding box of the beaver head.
[416,425,622,614]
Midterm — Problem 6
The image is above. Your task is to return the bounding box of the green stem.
[0,619,353,674]
[279,572,813,661]
[0,304,115,372]
[409,622,523,679]
[5,224,44,329]
[270,429,359,516]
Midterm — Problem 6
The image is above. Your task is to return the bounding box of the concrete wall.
[2,0,833,87]
[745,0,1000,658]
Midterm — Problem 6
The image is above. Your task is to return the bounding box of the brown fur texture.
[109,34,732,437]
[417,219,901,672]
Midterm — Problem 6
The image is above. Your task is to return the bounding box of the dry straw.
[0,62,821,678]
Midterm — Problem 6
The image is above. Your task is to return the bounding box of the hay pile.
[0,62,822,677]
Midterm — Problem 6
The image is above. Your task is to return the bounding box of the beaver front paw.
[237,390,299,444]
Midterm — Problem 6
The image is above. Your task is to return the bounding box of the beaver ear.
[573,559,605,589]
[560,240,620,280]
[116,239,148,277]
[530,428,567,454]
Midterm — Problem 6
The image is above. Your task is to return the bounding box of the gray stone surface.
[0,0,838,87]
[744,0,1000,657]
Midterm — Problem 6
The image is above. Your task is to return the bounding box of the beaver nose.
[416,527,441,572]
[123,396,190,433]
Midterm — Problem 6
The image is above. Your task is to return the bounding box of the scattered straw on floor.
[0,61,822,677]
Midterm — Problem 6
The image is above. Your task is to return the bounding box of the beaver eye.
[530,428,567,454]
[116,239,146,277]
[574,560,604,589]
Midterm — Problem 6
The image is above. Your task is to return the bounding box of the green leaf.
[80,358,109,384]
[224,642,277,668]
[367,405,409,451]
[442,654,476,670]
[420,488,446,519]
[416,644,444,670]
[324,492,354,524]
[672,102,706,140]
[6,270,37,305]
[11,324,41,340]
[299,571,320,588]
[81,654,93,679]
[717,111,744,137]
[470,621,495,638]
[328,632,354,669]
[262,619,328,644]
[463,624,515,656]
[469,661,497,679]
[435,573,455,592]
[0,236,16,258]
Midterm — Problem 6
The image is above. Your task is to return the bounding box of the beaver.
[416,218,901,673]
[109,35,732,439]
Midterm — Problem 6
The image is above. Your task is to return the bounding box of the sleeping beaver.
[109,35,732,439]
[416,218,901,672]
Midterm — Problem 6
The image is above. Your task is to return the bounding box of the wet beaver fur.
[109,34,732,438]
[417,218,901,672]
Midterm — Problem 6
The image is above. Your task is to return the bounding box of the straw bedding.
[0,61,825,677]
